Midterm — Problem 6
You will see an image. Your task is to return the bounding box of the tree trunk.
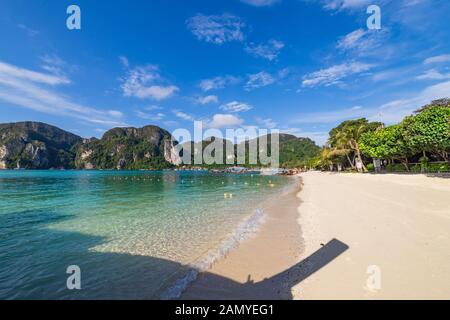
[355,144,367,172]
[441,151,449,163]
[401,158,410,172]
[421,151,428,173]
[346,154,355,169]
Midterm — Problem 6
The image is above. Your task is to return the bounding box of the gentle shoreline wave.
[161,177,299,300]
[160,207,267,300]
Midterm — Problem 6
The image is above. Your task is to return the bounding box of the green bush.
[427,162,449,172]
[386,162,449,173]
[366,163,375,172]
[386,163,408,172]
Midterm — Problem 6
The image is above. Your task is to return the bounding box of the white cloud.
[163,120,179,127]
[337,29,367,50]
[240,0,280,6]
[199,75,240,91]
[207,114,244,128]
[255,117,277,129]
[292,80,450,126]
[245,71,276,90]
[143,105,163,111]
[18,24,39,37]
[371,67,413,83]
[245,40,284,61]
[302,62,374,88]
[277,68,290,78]
[196,95,219,105]
[0,61,70,85]
[119,56,130,68]
[402,0,429,6]
[135,110,165,121]
[186,14,245,45]
[416,69,450,80]
[121,64,178,100]
[374,80,450,123]
[320,0,372,11]
[220,101,253,113]
[0,60,125,126]
[40,54,69,77]
[108,110,123,118]
[291,106,369,124]
[134,85,178,100]
[336,29,388,55]
[424,54,450,65]
[174,111,194,121]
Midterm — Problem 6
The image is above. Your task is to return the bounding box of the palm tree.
[328,130,354,169]
[328,119,383,172]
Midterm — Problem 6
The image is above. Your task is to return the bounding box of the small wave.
[160,208,266,300]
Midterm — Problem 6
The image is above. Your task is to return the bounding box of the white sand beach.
[293,171,450,300]
[182,172,450,300]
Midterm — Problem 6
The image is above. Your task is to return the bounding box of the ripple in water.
[0,170,290,299]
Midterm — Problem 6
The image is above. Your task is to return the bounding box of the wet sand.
[181,178,304,299]
[181,172,450,300]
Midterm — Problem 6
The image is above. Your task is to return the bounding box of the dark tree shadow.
[426,173,450,179]
[0,210,348,300]
[181,239,349,300]
[368,172,450,179]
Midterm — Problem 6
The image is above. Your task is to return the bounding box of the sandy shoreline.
[181,177,304,299]
[293,172,450,300]
[181,171,450,300]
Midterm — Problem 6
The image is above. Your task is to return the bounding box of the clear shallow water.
[0,170,290,299]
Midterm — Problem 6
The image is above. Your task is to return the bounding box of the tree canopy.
[402,105,450,161]
[327,118,383,171]
[360,125,410,159]
[310,98,450,172]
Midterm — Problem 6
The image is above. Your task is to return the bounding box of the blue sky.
[0,0,449,145]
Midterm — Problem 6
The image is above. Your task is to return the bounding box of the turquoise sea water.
[0,170,290,299]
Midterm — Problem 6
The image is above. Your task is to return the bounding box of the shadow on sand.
[181,238,349,300]
[0,210,348,300]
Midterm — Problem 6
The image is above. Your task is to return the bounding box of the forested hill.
[0,121,320,170]
[0,121,82,169]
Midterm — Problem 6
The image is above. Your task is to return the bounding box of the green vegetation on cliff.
[181,134,320,168]
[278,135,321,168]
[0,122,321,170]
[0,122,82,169]
[75,126,176,170]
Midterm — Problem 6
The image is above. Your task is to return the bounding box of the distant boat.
[225,166,247,174]
[260,168,287,176]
